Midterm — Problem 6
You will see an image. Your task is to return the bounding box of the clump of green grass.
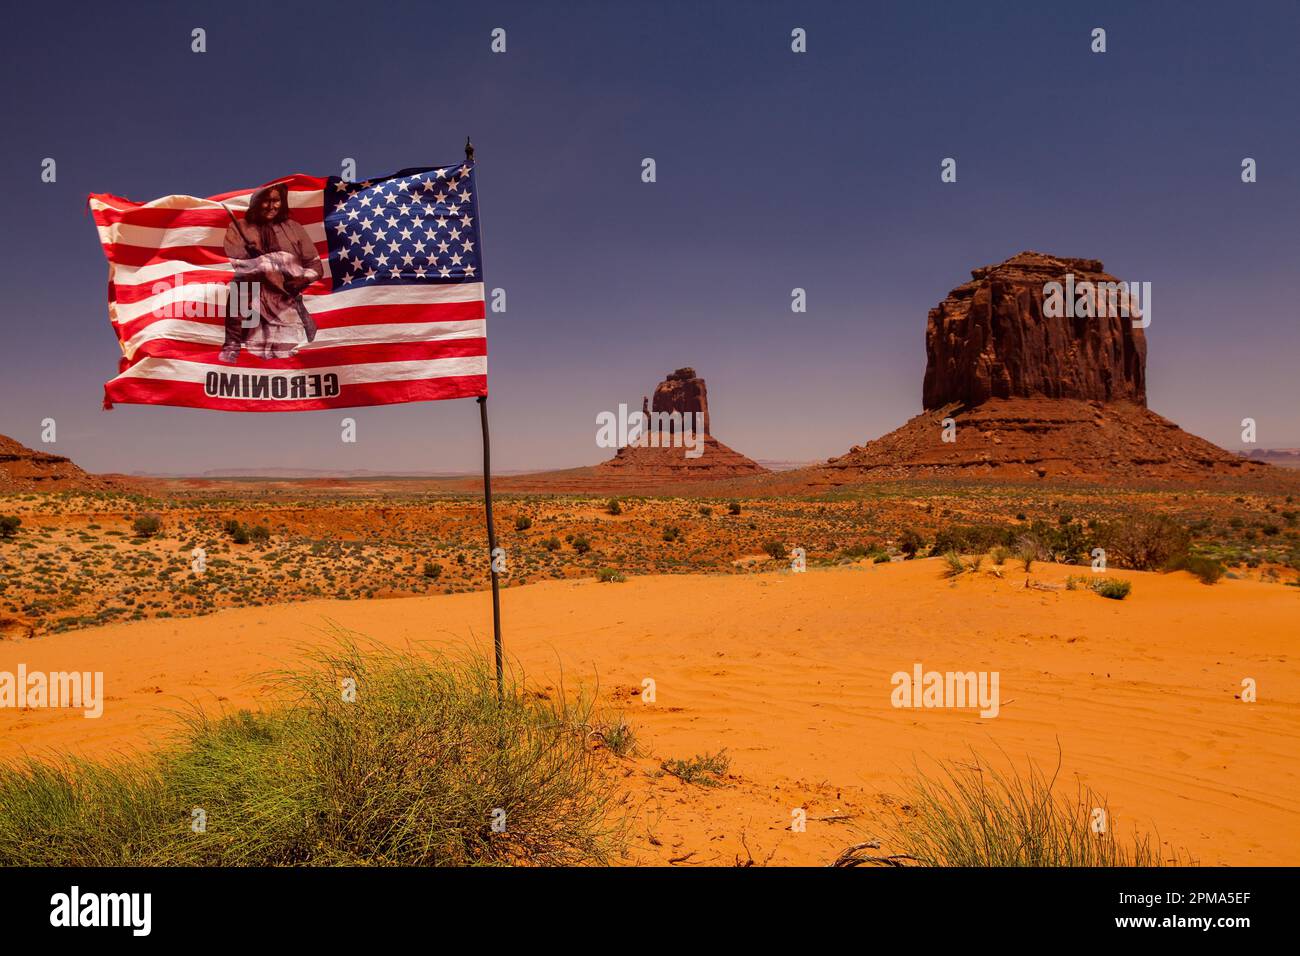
[848,752,1174,867]
[1014,534,1042,572]
[595,567,625,583]
[0,640,622,866]
[661,750,730,787]
[1090,577,1132,600]
[590,714,637,757]
[990,545,1010,566]
[941,551,967,578]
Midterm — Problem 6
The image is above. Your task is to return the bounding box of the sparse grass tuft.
[849,752,1176,867]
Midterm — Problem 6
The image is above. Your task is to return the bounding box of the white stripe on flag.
[98,220,327,251]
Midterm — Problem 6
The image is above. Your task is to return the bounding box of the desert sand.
[1,558,1296,867]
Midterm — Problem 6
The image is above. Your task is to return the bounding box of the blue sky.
[2,0,1297,472]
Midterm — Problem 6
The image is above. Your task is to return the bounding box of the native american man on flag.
[220,182,322,362]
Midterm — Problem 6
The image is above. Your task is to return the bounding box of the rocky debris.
[923,251,1147,409]
[818,398,1270,482]
[0,434,121,493]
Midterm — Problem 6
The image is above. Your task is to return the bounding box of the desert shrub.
[990,545,1010,566]
[661,750,729,787]
[0,643,622,865]
[1165,554,1224,585]
[605,499,622,516]
[0,516,20,539]
[1091,578,1132,600]
[843,752,1171,867]
[572,535,592,554]
[698,505,713,517]
[595,567,625,583]
[898,528,925,557]
[248,525,271,543]
[873,553,892,564]
[132,514,162,538]
[423,561,443,579]
[1097,515,1191,571]
[763,540,788,561]
[842,543,885,561]
[661,526,681,543]
[540,537,561,552]
[931,525,1013,556]
[727,500,742,516]
[514,515,532,531]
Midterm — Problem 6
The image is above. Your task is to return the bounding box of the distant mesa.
[812,251,1273,484]
[597,367,766,481]
[0,434,122,493]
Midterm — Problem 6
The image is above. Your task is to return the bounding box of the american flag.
[88,164,487,411]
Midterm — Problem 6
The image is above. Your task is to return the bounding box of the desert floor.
[1,559,1296,867]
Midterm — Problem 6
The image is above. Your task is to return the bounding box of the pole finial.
[465,137,475,163]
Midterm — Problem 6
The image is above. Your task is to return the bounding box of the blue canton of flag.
[323,164,482,288]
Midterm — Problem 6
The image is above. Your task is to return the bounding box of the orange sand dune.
[1,561,1297,867]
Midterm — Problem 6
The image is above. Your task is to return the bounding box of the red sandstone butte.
[923,251,1146,410]
[789,252,1278,486]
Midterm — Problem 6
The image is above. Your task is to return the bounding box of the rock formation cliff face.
[597,368,764,482]
[923,252,1146,410]
[0,435,120,492]
[652,367,710,437]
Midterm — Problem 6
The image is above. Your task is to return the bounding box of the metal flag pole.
[467,135,504,704]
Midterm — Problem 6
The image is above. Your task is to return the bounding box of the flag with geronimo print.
[89,164,486,411]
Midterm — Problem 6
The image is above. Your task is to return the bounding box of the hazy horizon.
[3,0,1298,473]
